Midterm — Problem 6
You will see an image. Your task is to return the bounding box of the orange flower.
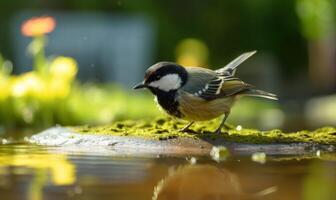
[21,16,56,37]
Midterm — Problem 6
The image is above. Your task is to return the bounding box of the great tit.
[133,51,278,134]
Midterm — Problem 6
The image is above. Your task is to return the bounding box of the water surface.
[0,142,335,200]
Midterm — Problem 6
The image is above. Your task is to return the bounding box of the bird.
[133,51,278,134]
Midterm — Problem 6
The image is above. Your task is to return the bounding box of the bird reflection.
[153,164,276,200]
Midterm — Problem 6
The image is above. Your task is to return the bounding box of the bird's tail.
[240,89,278,100]
[215,51,257,76]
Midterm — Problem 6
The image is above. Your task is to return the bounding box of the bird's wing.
[182,67,251,100]
[182,67,254,100]
[182,67,220,100]
[193,77,225,100]
[215,51,256,77]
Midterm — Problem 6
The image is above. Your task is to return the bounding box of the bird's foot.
[179,122,195,133]
[223,123,234,130]
[179,127,189,132]
[213,126,231,134]
[213,128,222,134]
[179,127,195,133]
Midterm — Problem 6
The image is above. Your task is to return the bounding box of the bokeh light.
[175,38,209,67]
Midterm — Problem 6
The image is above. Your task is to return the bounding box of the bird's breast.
[178,91,236,121]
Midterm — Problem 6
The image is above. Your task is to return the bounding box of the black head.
[133,62,188,93]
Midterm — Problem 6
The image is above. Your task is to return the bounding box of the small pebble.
[252,152,266,164]
[210,146,230,162]
[186,157,197,165]
[236,125,242,131]
[1,139,8,145]
[316,150,321,157]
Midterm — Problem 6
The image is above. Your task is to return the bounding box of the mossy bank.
[71,117,336,145]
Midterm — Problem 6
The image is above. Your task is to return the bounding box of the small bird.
[133,51,278,134]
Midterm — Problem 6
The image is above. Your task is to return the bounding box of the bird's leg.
[214,111,230,134]
[179,121,195,132]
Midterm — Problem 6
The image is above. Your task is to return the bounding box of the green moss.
[71,118,197,140]
[70,117,336,145]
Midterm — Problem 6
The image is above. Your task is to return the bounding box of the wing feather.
[219,79,254,97]
[182,66,254,100]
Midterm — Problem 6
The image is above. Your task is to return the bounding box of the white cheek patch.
[149,74,182,92]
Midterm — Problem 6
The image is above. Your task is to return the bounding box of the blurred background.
[0,0,336,134]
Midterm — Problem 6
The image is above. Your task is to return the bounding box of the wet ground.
[0,142,335,200]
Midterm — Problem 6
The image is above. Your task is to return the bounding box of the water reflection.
[154,165,247,200]
[0,153,75,185]
[0,144,335,200]
[303,161,336,200]
[0,145,75,200]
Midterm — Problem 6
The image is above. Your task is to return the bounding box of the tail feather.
[240,89,278,100]
[216,51,257,76]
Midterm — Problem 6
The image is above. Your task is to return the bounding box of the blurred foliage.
[0,16,160,132]
[0,0,315,78]
[62,84,161,125]
[296,0,335,40]
[0,53,161,130]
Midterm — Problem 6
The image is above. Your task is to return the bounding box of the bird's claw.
[213,128,222,134]
[179,122,195,133]
[179,128,193,133]
[226,123,236,129]
[179,128,188,132]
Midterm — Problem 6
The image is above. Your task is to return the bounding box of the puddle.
[0,143,335,200]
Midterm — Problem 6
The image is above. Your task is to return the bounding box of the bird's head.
[133,62,188,94]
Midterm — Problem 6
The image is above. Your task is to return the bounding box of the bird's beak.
[133,82,146,90]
